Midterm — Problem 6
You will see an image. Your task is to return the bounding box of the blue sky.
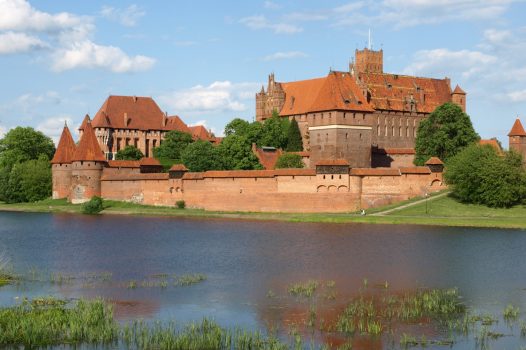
[0,0,525,147]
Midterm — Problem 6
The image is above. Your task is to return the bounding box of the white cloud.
[239,15,302,34]
[403,49,497,78]
[0,31,48,54]
[263,1,281,9]
[52,40,155,73]
[263,51,308,61]
[158,81,260,113]
[100,4,145,27]
[284,12,329,21]
[0,0,85,32]
[36,116,73,144]
[508,90,526,102]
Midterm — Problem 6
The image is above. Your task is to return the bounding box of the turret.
[78,114,90,140]
[50,122,77,199]
[451,85,466,112]
[508,118,526,166]
[354,48,383,74]
[70,119,107,204]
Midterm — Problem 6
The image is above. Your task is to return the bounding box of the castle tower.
[451,85,466,112]
[508,118,526,165]
[354,48,383,74]
[50,123,77,199]
[78,114,90,140]
[70,118,107,204]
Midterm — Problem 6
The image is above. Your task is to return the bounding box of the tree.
[115,145,144,160]
[181,140,222,172]
[414,103,479,165]
[3,156,51,203]
[82,196,104,214]
[285,118,303,152]
[444,144,525,208]
[153,131,193,160]
[275,153,304,169]
[217,135,262,170]
[224,118,262,145]
[258,112,290,149]
[0,127,55,202]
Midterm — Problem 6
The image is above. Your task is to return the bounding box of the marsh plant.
[0,249,14,286]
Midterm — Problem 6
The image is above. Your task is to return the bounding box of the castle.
[256,48,466,168]
[50,48,526,212]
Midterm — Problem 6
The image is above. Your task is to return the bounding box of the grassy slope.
[1,195,525,229]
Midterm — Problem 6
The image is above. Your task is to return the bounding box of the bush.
[81,196,104,214]
[176,200,185,209]
[115,145,143,160]
[275,153,304,169]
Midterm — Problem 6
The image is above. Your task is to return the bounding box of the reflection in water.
[1,211,526,349]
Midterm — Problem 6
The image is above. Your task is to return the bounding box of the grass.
[1,194,526,229]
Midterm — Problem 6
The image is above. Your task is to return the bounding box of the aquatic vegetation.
[288,280,319,298]
[127,280,137,289]
[267,290,276,298]
[0,250,15,287]
[176,273,207,286]
[503,304,520,321]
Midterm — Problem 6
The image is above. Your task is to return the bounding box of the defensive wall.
[98,162,445,213]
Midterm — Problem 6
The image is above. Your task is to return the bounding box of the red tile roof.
[72,120,106,162]
[51,125,76,164]
[279,71,374,116]
[508,118,526,136]
[273,169,316,176]
[139,157,161,166]
[425,157,444,165]
[400,167,431,174]
[107,160,140,168]
[452,85,466,94]
[479,139,503,155]
[78,114,90,130]
[182,172,204,180]
[254,147,282,170]
[169,164,188,171]
[291,151,310,157]
[101,173,169,181]
[315,159,350,166]
[350,168,401,176]
[165,115,191,133]
[384,148,416,155]
[357,72,452,113]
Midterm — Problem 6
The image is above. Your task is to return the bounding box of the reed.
[288,280,319,298]
[176,273,207,286]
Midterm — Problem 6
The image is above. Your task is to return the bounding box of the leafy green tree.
[285,118,303,152]
[218,135,262,170]
[258,111,290,148]
[82,196,104,214]
[181,140,222,172]
[3,156,52,203]
[153,131,193,160]
[224,118,250,136]
[445,144,525,208]
[115,145,144,160]
[275,153,304,169]
[0,127,54,202]
[414,103,479,165]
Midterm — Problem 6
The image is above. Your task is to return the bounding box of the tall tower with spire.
[50,122,77,199]
[508,118,526,166]
[70,116,107,203]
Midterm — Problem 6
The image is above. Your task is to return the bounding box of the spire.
[78,114,90,131]
[452,84,466,95]
[508,118,526,137]
[51,125,76,164]
[72,119,106,162]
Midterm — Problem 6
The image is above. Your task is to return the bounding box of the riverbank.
[1,194,525,229]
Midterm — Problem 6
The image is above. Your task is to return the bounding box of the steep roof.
[508,118,526,136]
[189,125,212,140]
[169,164,188,171]
[91,95,190,132]
[357,72,452,113]
[72,120,106,162]
[279,71,374,116]
[254,147,282,170]
[425,157,444,165]
[452,85,466,94]
[78,114,90,131]
[51,125,77,164]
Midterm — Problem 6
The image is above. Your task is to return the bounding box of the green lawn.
[1,195,525,229]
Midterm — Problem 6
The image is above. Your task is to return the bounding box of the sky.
[0,0,525,147]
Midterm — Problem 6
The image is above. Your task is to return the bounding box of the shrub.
[275,153,304,169]
[81,196,104,214]
[176,200,186,209]
[115,146,143,160]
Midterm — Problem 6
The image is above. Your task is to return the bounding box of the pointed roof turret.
[78,114,90,131]
[72,119,106,162]
[508,118,526,137]
[51,124,76,164]
[452,85,466,95]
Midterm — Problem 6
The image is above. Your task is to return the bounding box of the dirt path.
[371,191,450,216]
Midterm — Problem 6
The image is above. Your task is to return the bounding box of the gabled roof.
[357,72,452,113]
[72,120,106,162]
[425,157,444,165]
[51,125,77,164]
[508,118,526,137]
[279,71,374,115]
[452,85,466,95]
[169,164,188,172]
[165,115,191,133]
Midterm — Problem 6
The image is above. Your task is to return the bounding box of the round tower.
[70,117,107,204]
[50,123,77,199]
[508,118,526,166]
